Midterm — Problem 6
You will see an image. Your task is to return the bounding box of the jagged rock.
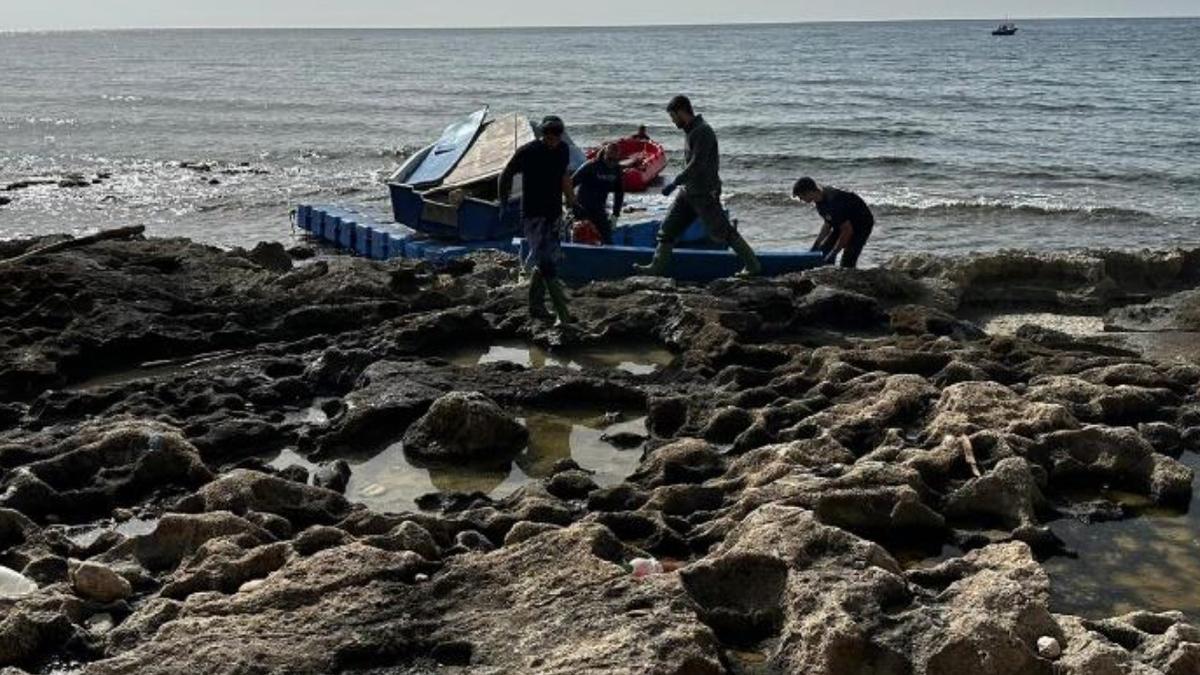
[401,391,527,462]
[502,521,561,546]
[193,470,351,527]
[630,438,724,487]
[97,511,275,573]
[453,530,495,553]
[69,560,132,603]
[797,374,938,455]
[647,396,688,438]
[0,509,38,551]
[313,460,351,493]
[545,470,599,501]
[385,521,440,560]
[586,484,649,512]
[890,304,987,340]
[792,287,886,330]
[929,381,1079,439]
[243,511,293,540]
[1032,425,1194,506]
[0,422,213,520]
[700,406,755,443]
[243,242,292,273]
[1056,611,1200,674]
[315,360,443,454]
[0,599,75,667]
[945,457,1048,529]
[292,525,354,556]
[20,556,67,586]
[160,540,291,599]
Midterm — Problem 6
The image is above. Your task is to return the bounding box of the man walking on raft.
[633,95,761,278]
[499,115,578,325]
[792,177,875,269]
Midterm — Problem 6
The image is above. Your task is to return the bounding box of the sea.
[1,19,1198,265]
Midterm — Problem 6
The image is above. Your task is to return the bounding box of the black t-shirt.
[817,187,874,234]
[500,140,570,221]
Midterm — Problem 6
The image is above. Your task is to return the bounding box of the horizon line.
[3,14,1198,33]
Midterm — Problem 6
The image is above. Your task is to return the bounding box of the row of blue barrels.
[294,204,518,263]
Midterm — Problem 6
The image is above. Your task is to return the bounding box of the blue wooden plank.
[355,225,374,257]
[338,216,357,251]
[321,211,341,243]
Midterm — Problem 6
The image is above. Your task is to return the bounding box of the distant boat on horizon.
[992,22,1019,36]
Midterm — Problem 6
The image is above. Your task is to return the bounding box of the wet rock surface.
[0,234,1198,672]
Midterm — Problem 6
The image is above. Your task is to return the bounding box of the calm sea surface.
[1,19,1198,263]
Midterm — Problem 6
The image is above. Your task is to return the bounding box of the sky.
[2,0,1197,30]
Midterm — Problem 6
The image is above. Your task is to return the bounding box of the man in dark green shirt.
[633,95,760,278]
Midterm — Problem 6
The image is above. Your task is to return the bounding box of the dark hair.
[541,115,565,135]
[792,177,819,197]
[666,95,693,115]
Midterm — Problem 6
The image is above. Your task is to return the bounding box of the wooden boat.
[586,137,668,192]
[387,108,587,242]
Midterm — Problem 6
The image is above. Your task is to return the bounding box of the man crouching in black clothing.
[792,177,875,269]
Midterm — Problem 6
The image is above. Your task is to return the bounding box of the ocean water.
[1,19,1198,264]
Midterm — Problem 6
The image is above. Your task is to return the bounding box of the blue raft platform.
[295,203,827,283]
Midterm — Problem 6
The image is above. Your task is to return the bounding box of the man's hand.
[661,181,677,197]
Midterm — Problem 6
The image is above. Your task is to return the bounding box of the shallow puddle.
[66,351,248,391]
[1043,452,1200,620]
[976,311,1200,364]
[270,409,648,513]
[444,340,675,376]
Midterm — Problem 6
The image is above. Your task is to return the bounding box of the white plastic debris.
[629,557,664,578]
[0,565,37,599]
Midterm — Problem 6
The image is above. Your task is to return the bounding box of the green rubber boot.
[528,270,552,320]
[729,232,762,278]
[545,277,575,326]
[632,242,674,276]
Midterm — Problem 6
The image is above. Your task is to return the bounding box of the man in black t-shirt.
[499,116,578,324]
[792,177,875,269]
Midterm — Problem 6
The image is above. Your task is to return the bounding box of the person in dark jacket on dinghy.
[572,143,625,245]
[792,177,875,269]
[633,95,761,278]
[499,115,578,325]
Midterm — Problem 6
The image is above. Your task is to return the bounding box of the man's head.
[637,124,648,135]
[600,143,620,165]
[792,177,822,204]
[666,95,694,129]
[540,116,565,148]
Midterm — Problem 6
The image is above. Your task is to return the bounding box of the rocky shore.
[2,232,1199,674]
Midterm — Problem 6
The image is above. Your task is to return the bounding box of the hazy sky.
[3,0,1197,30]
